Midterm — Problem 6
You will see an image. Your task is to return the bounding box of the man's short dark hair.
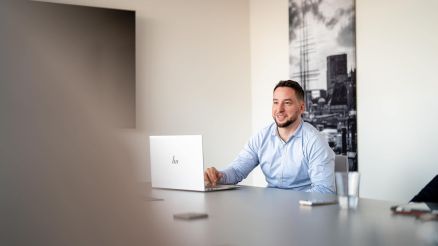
[273,80,304,101]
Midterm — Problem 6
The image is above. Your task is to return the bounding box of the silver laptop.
[149,135,239,191]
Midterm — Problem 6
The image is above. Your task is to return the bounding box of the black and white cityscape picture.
[289,0,357,170]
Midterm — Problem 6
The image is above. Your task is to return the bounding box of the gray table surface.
[148,186,438,246]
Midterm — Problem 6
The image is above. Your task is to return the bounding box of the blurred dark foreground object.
[0,1,165,245]
[411,175,438,203]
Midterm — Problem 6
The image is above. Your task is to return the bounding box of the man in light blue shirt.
[204,80,335,193]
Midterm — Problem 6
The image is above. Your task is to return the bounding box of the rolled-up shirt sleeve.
[305,134,336,194]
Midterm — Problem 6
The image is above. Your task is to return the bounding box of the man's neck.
[277,119,302,142]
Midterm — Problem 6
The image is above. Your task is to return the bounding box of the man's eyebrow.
[273,98,293,101]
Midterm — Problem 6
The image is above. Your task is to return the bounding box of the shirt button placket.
[281,143,287,186]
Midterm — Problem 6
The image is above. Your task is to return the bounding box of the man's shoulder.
[300,122,333,155]
[239,123,275,151]
[249,122,276,142]
[300,121,323,140]
[256,122,276,136]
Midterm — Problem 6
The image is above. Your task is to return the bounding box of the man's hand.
[204,167,224,187]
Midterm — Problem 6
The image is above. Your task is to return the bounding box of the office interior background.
[33,0,437,203]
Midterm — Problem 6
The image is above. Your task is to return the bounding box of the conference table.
[147,186,437,246]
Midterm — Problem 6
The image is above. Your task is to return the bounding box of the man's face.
[272,87,305,128]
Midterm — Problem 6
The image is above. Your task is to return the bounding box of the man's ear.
[300,101,305,113]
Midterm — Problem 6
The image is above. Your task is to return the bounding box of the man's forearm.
[220,167,240,185]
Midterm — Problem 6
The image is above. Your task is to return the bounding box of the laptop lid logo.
[172,155,179,165]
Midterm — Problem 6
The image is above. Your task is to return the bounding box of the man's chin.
[275,120,294,128]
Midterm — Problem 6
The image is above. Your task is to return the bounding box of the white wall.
[248,0,289,186]
[357,0,438,202]
[249,0,438,202]
[43,0,252,182]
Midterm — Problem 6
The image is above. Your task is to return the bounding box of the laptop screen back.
[149,135,204,191]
